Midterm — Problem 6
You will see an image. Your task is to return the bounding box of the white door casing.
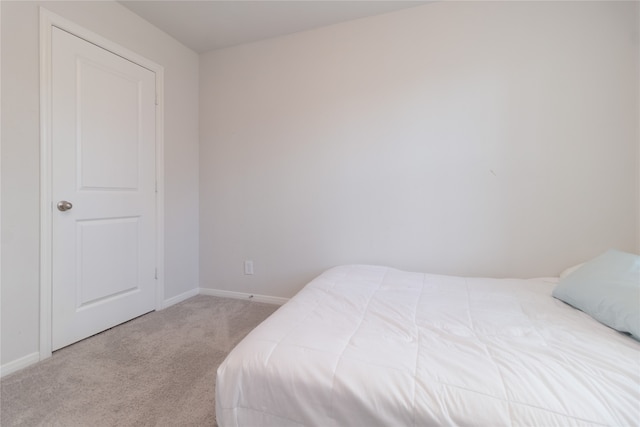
[40,9,165,357]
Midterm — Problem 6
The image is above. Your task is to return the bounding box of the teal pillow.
[552,249,640,340]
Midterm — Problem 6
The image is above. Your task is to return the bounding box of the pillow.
[552,249,640,340]
[559,263,585,279]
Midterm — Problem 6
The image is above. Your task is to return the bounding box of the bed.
[216,261,640,426]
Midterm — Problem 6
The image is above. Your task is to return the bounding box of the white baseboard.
[163,287,199,309]
[199,288,289,306]
[0,352,40,378]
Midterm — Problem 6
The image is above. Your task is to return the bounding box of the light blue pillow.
[552,249,640,340]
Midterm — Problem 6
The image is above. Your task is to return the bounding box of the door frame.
[39,8,165,360]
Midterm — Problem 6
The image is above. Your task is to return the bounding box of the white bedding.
[216,265,640,426]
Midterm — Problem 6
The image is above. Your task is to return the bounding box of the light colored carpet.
[0,295,279,426]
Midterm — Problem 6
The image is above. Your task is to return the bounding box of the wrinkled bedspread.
[216,265,640,426]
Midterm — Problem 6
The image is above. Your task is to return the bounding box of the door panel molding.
[39,8,165,360]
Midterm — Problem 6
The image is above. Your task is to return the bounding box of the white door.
[51,27,157,350]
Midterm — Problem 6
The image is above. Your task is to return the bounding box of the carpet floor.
[1,295,278,426]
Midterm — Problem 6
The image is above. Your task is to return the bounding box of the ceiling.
[119,1,427,53]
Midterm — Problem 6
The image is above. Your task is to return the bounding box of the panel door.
[51,27,157,350]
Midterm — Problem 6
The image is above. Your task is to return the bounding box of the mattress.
[216,265,640,426]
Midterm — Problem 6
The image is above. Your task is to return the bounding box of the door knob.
[57,201,73,212]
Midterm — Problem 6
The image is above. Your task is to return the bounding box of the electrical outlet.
[244,260,254,275]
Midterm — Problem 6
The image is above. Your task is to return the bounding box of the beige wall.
[1,1,199,367]
[199,1,639,298]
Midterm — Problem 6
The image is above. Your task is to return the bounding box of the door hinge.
[155,93,159,106]
[155,268,158,280]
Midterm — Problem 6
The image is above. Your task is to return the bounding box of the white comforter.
[216,265,640,426]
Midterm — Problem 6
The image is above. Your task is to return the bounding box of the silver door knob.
[57,201,73,211]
